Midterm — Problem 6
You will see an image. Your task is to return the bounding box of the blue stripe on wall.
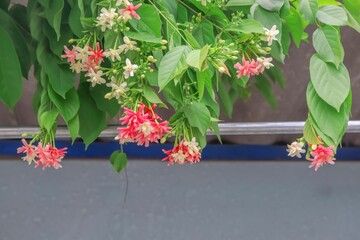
[1,140,360,160]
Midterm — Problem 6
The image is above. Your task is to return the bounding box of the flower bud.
[68,39,75,43]
[218,67,226,73]
[161,40,168,45]
[104,93,113,99]
[161,46,167,50]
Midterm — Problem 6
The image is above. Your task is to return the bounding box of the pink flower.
[308,145,335,171]
[162,138,201,166]
[62,46,77,64]
[17,139,37,164]
[34,143,67,170]
[119,3,142,20]
[234,57,260,78]
[116,103,171,147]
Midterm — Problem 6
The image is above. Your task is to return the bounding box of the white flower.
[263,25,279,46]
[123,58,138,79]
[287,141,306,158]
[256,57,274,72]
[183,137,201,156]
[106,77,128,99]
[116,0,130,6]
[96,8,117,32]
[118,36,137,54]
[75,46,91,63]
[172,150,187,164]
[103,48,122,62]
[86,69,106,87]
[70,61,85,73]
[138,122,154,137]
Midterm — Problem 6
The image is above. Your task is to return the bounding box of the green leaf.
[310,54,350,111]
[192,20,215,46]
[183,29,201,49]
[254,75,277,108]
[316,5,348,26]
[226,0,255,7]
[312,26,344,68]
[78,83,107,148]
[143,85,164,105]
[226,19,265,34]
[218,80,233,118]
[306,82,348,146]
[89,84,120,118]
[303,119,322,144]
[48,86,79,122]
[158,46,191,90]
[255,0,284,11]
[0,9,32,79]
[0,0,9,11]
[284,8,304,47]
[253,6,282,42]
[196,69,211,100]
[299,0,318,24]
[343,0,360,23]
[0,26,22,110]
[184,102,211,135]
[308,113,336,148]
[110,151,128,173]
[67,114,79,143]
[37,0,64,40]
[39,108,59,132]
[68,0,84,37]
[43,56,75,98]
[186,45,209,70]
[128,4,162,43]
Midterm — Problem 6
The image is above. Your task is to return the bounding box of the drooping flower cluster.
[287,137,336,171]
[116,103,171,147]
[162,138,202,165]
[308,144,335,171]
[62,43,104,75]
[96,2,142,30]
[234,57,273,78]
[17,139,67,170]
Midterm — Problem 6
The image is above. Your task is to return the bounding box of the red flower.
[308,145,335,171]
[162,138,201,166]
[119,3,142,20]
[62,46,77,64]
[88,42,104,66]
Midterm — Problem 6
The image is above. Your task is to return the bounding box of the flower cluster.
[308,144,335,171]
[96,1,142,31]
[162,138,202,165]
[287,137,336,171]
[116,103,171,147]
[233,25,278,79]
[17,139,67,170]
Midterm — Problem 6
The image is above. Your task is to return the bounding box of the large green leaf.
[48,86,79,122]
[43,55,75,98]
[68,0,84,37]
[184,102,211,135]
[306,82,348,146]
[343,0,360,23]
[312,26,344,68]
[299,0,318,24]
[128,4,162,43]
[316,5,348,26]
[37,0,64,40]
[255,0,284,11]
[0,0,9,11]
[226,0,255,7]
[226,19,264,34]
[303,119,322,144]
[158,46,191,90]
[67,114,79,143]
[0,27,22,110]
[78,83,107,148]
[192,20,215,46]
[285,8,304,47]
[39,108,59,132]
[310,54,350,111]
[89,84,120,118]
[0,9,32,78]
